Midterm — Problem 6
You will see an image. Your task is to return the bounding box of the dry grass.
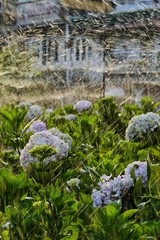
[0,78,101,107]
[61,0,112,13]
[0,77,160,108]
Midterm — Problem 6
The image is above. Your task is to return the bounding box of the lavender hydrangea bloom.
[91,161,148,207]
[125,112,160,141]
[92,174,133,207]
[66,114,77,121]
[27,120,47,133]
[25,105,43,120]
[92,189,105,207]
[124,161,147,186]
[74,100,92,113]
[49,128,72,149]
[20,130,70,169]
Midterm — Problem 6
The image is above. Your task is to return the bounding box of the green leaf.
[149,164,160,194]
[61,226,79,240]
[117,209,138,228]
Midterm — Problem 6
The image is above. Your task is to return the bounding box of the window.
[82,39,86,61]
[54,40,58,62]
[76,39,80,61]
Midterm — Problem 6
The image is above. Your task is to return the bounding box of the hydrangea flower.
[49,128,72,149]
[92,189,105,207]
[156,104,160,112]
[92,174,133,207]
[125,112,160,141]
[20,130,71,169]
[18,101,32,108]
[25,105,43,120]
[124,161,147,186]
[91,161,147,207]
[67,178,80,188]
[45,108,54,117]
[46,108,54,114]
[66,114,77,121]
[74,100,92,113]
[27,120,47,133]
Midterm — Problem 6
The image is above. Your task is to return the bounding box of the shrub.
[125,112,160,141]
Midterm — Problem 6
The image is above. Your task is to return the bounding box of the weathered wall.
[16,0,64,26]
[25,32,104,83]
[104,33,160,73]
[21,25,160,85]
[113,0,160,13]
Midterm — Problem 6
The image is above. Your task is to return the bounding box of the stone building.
[15,0,109,84]
[0,0,160,84]
[24,28,104,84]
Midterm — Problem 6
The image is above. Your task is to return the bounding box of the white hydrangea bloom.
[67,178,80,188]
[45,108,54,117]
[20,130,70,169]
[46,108,54,114]
[66,114,77,121]
[25,105,43,120]
[49,128,72,149]
[124,161,147,186]
[27,120,47,133]
[125,112,160,141]
[18,101,32,108]
[74,100,92,113]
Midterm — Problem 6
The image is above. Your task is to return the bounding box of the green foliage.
[121,96,159,122]
[88,203,144,240]
[0,168,30,212]
[0,96,160,239]
[93,97,124,133]
[0,104,32,152]
[0,41,37,80]
[29,145,57,162]
[140,96,158,113]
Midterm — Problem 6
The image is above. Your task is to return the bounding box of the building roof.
[0,0,160,34]
[70,6,160,33]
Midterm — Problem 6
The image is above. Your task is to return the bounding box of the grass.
[0,75,160,108]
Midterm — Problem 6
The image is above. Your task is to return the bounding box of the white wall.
[26,34,104,83]
[16,0,63,26]
[113,0,160,13]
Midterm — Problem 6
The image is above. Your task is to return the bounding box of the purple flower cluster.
[25,105,43,120]
[74,100,92,113]
[49,128,72,149]
[92,174,133,207]
[92,161,147,207]
[20,129,72,169]
[27,120,47,133]
[125,112,160,141]
[66,114,77,121]
[124,161,147,186]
